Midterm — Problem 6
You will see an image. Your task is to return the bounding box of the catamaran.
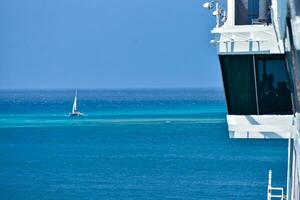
[69,90,84,117]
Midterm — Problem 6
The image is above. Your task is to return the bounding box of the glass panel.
[295,0,300,16]
[235,0,271,25]
[256,54,293,114]
[235,0,249,25]
[220,55,257,115]
[247,0,259,23]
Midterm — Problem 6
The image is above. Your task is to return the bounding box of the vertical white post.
[286,136,292,200]
[268,170,272,200]
[224,0,235,27]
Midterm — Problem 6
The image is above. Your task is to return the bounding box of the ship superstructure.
[203,0,300,199]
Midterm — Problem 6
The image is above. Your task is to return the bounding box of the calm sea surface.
[0,89,287,199]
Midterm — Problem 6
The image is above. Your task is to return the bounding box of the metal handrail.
[267,170,286,200]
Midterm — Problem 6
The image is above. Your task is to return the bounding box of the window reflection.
[235,0,271,25]
[256,56,293,114]
[219,54,293,115]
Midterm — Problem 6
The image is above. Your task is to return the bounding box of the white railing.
[267,170,286,200]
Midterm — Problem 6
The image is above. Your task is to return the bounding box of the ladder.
[267,170,286,200]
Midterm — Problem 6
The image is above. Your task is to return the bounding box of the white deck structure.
[204,0,300,199]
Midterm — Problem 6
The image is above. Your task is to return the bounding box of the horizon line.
[0,86,224,91]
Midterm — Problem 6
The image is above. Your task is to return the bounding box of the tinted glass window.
[235,0,250,25]
[248,0,259,23]
[235,0,271,25]
[220,55,257,114]
[256,55,293,114]
[295,0,300,16]
[220,54,293,115]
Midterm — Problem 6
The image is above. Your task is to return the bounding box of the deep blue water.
[0,89,287,199]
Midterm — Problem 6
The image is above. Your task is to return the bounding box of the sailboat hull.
[69,112,83,117]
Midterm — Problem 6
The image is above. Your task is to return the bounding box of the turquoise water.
[0,89,287,199]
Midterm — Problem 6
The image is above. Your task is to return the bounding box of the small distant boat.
[69,90,84,117]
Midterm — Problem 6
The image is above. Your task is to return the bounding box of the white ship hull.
[204,0,300,199]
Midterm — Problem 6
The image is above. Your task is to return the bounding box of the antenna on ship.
[202,1,226,28]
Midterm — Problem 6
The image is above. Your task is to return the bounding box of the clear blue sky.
[0,0,222,89]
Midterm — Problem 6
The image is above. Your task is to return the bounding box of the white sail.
[72,95,77,113]
[70,90,84,116]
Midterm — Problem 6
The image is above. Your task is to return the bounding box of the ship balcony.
[219,54,294,139]
[211,25,283,54]
[209,0,284,55]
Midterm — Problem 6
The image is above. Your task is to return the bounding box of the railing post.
[268,170,272,200]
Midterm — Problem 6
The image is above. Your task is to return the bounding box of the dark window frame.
[219,54,293,115]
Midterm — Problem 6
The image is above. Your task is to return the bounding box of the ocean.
[0,89,287,199]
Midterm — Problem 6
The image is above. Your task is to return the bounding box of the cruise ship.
[203,0,300,199]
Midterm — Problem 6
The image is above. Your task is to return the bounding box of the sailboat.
[69,90,84,117]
